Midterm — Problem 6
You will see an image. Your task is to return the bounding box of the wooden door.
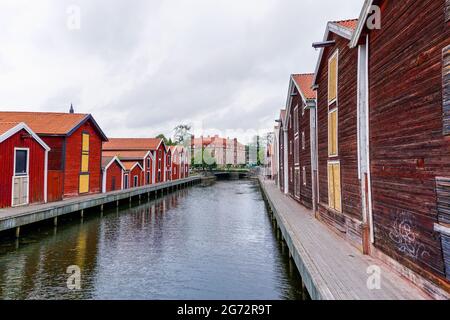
[294,167,300,199]
[12,176,29,207]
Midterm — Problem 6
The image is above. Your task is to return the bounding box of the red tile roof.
[0,111,89,135]
[292,74,316,100]
[0,122,20,135]
[104,138,162,151]
[333,19,358,31]
[121,160,142,171]
[102,150,148,160]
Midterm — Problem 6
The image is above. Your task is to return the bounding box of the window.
[328,161,342,212]
[302,131,306,150]
[15,149,28,176]
[289,140,292,155]
[328,50,338,104]
[79,133,90,193]
[81,133,89,173]
[302,166,307,186]
[328,109,338,156]
[124,174,129,189]
[290,167,293,183]
[147,157,150,169]
[294,137,299,165]
[134,175,138,187]
[146,172,150,184]
[158,171,161,182]
[294,106,299,135]
[111,177,116,191]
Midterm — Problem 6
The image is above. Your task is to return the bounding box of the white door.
[12,148,29,207]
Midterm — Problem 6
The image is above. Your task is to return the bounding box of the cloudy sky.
[0,0,363,143]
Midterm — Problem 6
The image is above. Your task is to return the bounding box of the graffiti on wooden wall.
[389,212,431,260]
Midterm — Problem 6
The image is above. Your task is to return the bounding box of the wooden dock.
[259,178,432,300]
[0,176,201,235]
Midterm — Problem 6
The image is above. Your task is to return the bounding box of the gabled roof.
[350,1,374,48]
[291,74,316,100]
[280,109,286,126]
[312,19,358,86]
[334,19,359,31]
[0,122,50,151]
[122,160,144,171]
[103,138,163,151]
[284,73,315,124]
[0,111,108,141]
[102,155,126,171]
[102,150,149,161]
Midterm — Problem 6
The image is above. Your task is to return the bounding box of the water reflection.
[0,181,303,300]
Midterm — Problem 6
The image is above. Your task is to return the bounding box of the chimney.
[69,103,74,114]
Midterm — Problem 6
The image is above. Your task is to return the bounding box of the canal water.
[0,180,303,300]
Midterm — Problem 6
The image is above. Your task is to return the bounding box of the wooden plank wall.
[446,0,450,22]
[299,104,313,209]
[368,0,450,287]
[444,45,450,135]
[316,31,363,249]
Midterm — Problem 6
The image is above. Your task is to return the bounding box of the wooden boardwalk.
[259,178,430,300]
[0,176,200,233]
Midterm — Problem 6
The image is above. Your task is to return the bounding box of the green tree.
[173,124,192,145]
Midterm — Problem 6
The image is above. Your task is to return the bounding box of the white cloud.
[0,0,363,142]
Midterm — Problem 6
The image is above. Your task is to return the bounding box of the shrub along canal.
[0,179,304,299]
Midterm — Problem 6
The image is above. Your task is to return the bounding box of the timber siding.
[299,104,313,209]
[444,45,450,135]
[368,0,450,289]
[316,31,362,248]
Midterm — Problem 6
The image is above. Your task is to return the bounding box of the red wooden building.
[278,109,286,193]
[103,138,167,185]
[0,112,108,202]
[122,161,144,189]
[311,19,365,250]
[283,74,317,210]
[0,122,50,208]
[349,0,450,296]
[101,156,125,193]
[166,146,172,181]
[169,146,179,180]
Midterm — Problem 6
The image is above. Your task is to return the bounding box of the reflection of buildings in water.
[0,222,100,299]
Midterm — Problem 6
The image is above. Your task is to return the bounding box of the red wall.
[144,154,153,185]
[171,150,179,180]
[155,144,166,183]
[105,161,123,192]
[64,120,103,198]
[129,166,143,188]
[0,129,46,208]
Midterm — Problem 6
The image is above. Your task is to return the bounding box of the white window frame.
[328,50,339,106]
[328,108,339,157]
[302,166,307,186]
[294,105,299,137]
[12,147,30,207]
[134,175,139,187]
[302,131,306,150]
[124,173,129,189]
